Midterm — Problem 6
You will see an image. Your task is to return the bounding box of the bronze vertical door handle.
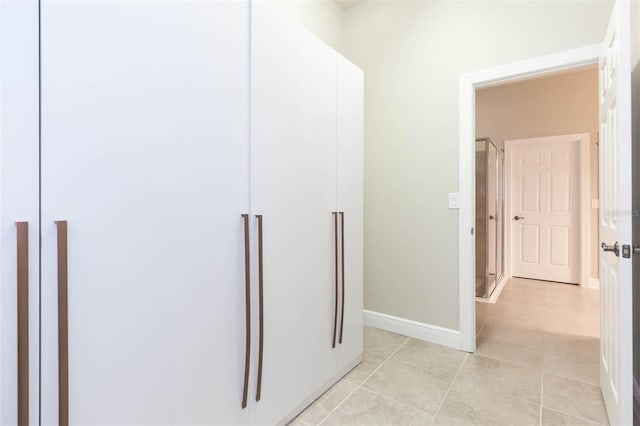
[55,221,69,426]
[339,212,345,345]
[255,215,264,402]
[332,212,338,349]
[16,222,29,426]
[241,215,251,409]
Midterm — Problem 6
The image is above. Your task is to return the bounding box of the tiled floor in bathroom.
[290,278,607,426]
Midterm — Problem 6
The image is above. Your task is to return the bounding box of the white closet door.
[336,57,364,373]
[250,5,338,424]
[40,1,250,424]
[0,1,40,424]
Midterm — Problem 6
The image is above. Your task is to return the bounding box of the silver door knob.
[601,241,620,257]
[634,245,640,255]
[513,216,525,221]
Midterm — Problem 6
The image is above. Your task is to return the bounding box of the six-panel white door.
[598,1,633,424]
[40,1,250,424]
[510,135,582,284]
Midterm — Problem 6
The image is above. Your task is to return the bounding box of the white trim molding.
[458,44,602,352]
[363,309,461,350]
[588,277,600,289]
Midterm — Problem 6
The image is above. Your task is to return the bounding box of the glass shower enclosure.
[475,138,504,299]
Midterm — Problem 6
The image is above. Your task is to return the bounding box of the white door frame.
[504,134,591,289]
[458,44,601,352]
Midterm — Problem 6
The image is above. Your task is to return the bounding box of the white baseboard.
[588,277,600,289]
[363,309,461,350]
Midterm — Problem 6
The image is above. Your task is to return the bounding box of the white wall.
[476,68,600,280]
[343,0,613,330]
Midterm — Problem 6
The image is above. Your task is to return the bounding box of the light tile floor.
[290,278,607,426]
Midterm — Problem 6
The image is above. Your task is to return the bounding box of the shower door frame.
[476,137,505,299]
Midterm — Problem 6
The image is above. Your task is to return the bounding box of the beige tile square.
[343,351,386,385]
[489,301,544,328]
[586,288,600,307]
[362,359,453,415]
[509,277,548,291]
[363,326,407,357]
[297,380,357,425]
[497,285,545,306]
[476,317,544,369]
[542,374,609,425]
[320,388,431,426]
[545,282,589,298]
[432,354,541,426]
[544,309,599,337]
[541,408,596,425]
[545,284,594,313]
[543,332,600,385]
[391,339,467,378]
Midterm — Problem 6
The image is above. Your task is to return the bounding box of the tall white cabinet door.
[336,57,364,372]
[40,1,250,424]
[250,6,338,424]
[0,1,40,424]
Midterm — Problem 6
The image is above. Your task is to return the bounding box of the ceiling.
[334,0,366,10]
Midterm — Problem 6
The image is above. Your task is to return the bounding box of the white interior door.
[40,1,250,424]
[336,56,364,372]
[598,1,633,424]
[510,136,581,284]
[250,5,338,424]
[0,1,40,423]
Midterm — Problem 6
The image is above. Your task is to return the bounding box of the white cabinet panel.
[336,57,364,372]
[250,5,338,424]
[40,1,249,424]
[0,1,40,424]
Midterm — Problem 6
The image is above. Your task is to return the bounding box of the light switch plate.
[449,192,459,209]
[592,199,599,209]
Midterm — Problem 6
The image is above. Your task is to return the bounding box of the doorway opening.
[467,54,607,426]
[458,45,602,352]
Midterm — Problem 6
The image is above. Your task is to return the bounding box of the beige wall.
[343,1,613,330]
[476,68,600,280]
[265,0,345,54]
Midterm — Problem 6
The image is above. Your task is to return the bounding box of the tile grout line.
[539,284,606,426]
[428,352,470,426]
[541,371,603,389]
[540,282,546,426]
[542,406,609,426]
[316,337,410,425]
[355,383,433,417]
[476,307,490,337]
